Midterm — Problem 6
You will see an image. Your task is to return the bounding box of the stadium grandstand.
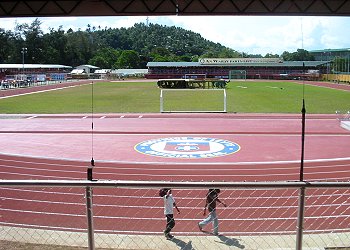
[309,48,350,61]
[0,64,72,88]
[145,58,329,80]
[0,64,72,80]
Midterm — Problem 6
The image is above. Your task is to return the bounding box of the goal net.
[229,70,246,80]
[160,89,227,113]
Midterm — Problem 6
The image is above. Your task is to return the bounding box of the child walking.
[161,188,180,240]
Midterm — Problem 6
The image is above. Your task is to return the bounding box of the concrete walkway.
[1,225,350,249]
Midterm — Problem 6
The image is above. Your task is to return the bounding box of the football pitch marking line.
[0,83,91,100]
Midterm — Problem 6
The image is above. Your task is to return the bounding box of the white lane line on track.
[1,154,350,168]
[3,196,349,210]
[1,150,350,165]
[0,170,299,177]
[26,116,37,119]
[0,207,282,221]
[3,168,349,178]
[2,207,347,222]
[0,83,91,100]
[2,187,349,203]
[0,208,85,217]
[0,222,86,232]
[0,187,299,202]
[0,171,82,179]
[1,161,350,173]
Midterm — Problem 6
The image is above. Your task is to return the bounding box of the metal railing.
[1,179,350,250]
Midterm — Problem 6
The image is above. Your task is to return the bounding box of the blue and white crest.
[134,137,240,159]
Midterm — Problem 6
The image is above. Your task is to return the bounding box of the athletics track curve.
[0,113,350,236]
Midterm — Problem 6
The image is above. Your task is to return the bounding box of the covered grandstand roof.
[147,62,199,67]
[0,64,72,69]
[309,48,350,53]
[111,69,148,75]
[147,61,328,68]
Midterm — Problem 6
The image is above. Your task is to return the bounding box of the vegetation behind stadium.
[0,19,314,69]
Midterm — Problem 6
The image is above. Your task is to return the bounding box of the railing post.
[86,162,95,250]
[86,186,95,250]
[296,186,306,250]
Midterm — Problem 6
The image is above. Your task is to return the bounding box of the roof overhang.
[0,64,72,69]
[1,0,350,17]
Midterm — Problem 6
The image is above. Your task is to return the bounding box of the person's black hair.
[159,188,169,197]
[208,189,220,194]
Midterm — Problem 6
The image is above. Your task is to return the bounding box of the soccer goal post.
[229,70,247,80]
[160,89,227,113]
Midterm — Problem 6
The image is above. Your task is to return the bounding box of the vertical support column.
[86,162,95,250]
[85,186,95,250]
[296,186,306,250]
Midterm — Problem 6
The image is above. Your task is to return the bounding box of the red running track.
[0,113,350,235]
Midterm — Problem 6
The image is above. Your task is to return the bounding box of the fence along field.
[0,80,349,114]
[2,181,350,249]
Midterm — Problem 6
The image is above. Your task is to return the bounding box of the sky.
[1,15,349,56]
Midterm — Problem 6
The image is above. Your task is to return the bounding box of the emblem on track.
[134,137,240,159]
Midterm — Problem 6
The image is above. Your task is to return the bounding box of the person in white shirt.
[162,188,180,239]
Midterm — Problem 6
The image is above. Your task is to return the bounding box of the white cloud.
[165,16,305,55]
[1,15,349,55]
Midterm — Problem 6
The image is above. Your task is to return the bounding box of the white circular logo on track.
[134,137,240,159]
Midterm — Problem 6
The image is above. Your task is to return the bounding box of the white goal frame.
[160,89,227,113]
[229,70,247,80]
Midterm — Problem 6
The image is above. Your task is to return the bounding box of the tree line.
[0,19,315,69]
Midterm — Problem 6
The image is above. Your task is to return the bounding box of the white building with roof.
[73,65,99,74]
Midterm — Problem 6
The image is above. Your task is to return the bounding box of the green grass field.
[161,89,227,112]
[0,81,348,114]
